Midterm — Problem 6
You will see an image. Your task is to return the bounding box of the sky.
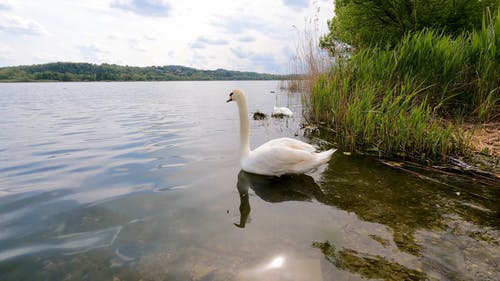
[0,0,334,74]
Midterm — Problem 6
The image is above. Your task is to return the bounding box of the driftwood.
[381,157,498,184]
[382,158,498,184]
[442,156,499,182]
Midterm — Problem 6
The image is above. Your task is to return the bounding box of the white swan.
[227,89,336,176]
[272,105,293,117]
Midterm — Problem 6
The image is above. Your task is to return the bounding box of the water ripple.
[11,164,68,177]
[0,81,301,275]
[0,226,122,262]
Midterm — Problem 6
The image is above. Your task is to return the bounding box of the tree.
[320,0,499,52]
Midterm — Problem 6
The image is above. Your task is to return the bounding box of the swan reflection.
[235,170,323,228]
[234,172,251,228]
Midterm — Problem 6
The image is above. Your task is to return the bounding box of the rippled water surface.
[0,81,498,280]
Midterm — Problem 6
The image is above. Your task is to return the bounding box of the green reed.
[308,10,500,161]
[311,72,463,161]
[308,8,500,160]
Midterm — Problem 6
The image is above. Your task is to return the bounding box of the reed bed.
[308,9,499,161]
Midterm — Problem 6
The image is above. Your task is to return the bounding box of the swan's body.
[227,89,336,176]
[273,106,293,117]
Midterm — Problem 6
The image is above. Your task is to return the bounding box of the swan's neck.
[236,98,250,158]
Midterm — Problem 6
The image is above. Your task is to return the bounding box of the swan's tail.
[316,149,337,165]
[302,148,337,174]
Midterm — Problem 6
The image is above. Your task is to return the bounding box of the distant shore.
[0,62,288,82]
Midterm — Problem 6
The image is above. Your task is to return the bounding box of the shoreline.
[308,123,499,181]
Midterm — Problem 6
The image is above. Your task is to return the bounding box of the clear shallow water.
[0,81,498,280]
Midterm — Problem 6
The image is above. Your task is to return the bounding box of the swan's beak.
[226,92,234,103]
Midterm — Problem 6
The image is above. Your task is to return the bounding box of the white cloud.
[0,0,14,10]
[107,35,150,52]
[128,38,148,52]
[0,43,13,64]
[238,36,256,43]
[0,42,13,54]
[230,47,282,73]
[190,41,205,49]
[78,43,110,63]
[143,35,157,41]
[110,0,172,17]
[197,37,229,45]
[32,53,66,64]
[191,36,229,49]
[214,16,271,35]
[0,0,335,73]
[283,0,310,10]
[0,15,47,35]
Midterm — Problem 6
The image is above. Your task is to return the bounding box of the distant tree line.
[0,62,285,82]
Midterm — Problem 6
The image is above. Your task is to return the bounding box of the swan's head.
[226,89,244,103]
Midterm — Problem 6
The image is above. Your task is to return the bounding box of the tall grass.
[308,8,499,161]
[312,71,463,160]
[286,9,332,93]
[348,8,499,120]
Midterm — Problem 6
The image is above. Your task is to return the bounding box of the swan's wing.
[283,107,293,116]
[241,140,335,176]
[242,138,334,176]
[244,144,319,176]
[262,138,316,153]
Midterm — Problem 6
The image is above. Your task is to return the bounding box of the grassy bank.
[307,9,499,163]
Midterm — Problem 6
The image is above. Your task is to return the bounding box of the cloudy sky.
[0,0,334,73]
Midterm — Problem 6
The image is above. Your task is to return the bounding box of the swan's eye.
[230,92,234,96]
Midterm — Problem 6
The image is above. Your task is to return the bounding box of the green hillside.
[0,62,284,82]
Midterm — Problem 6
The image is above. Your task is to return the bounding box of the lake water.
[0,81,498,280]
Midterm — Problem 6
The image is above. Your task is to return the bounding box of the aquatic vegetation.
[308,8,499,161]
[310,73,461,160]
[312,241,428,281]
